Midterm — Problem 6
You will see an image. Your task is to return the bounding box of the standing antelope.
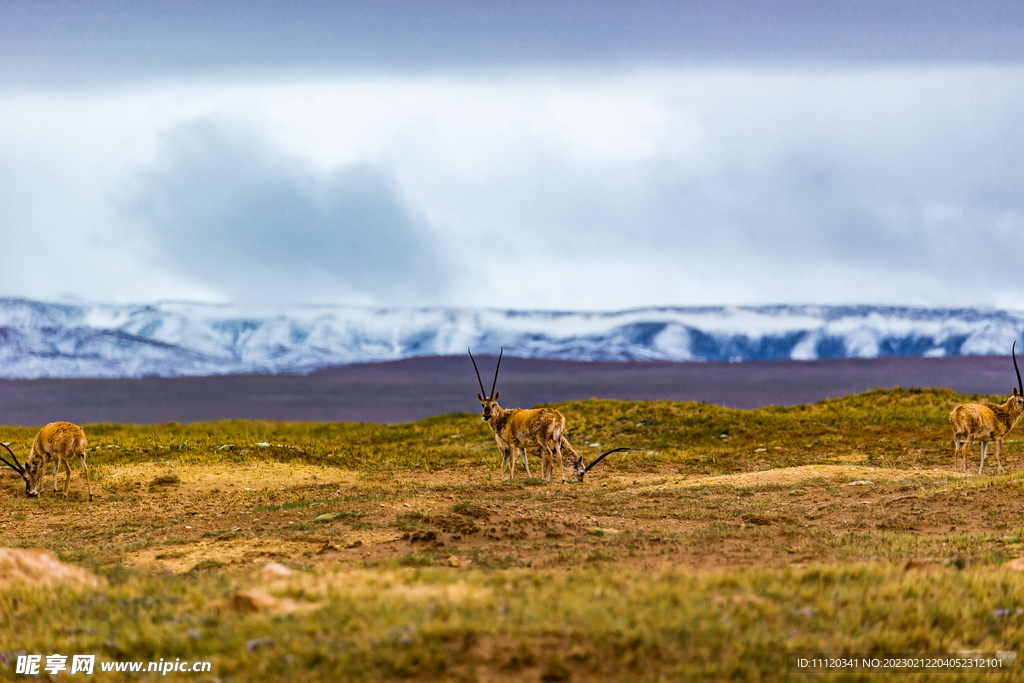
[469,348,628,482]
[949,342,1024,474]
[0,422,92,500]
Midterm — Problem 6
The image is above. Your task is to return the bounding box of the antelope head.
[0,442,32,497]
[1011,340,1024,414]
[469,347,502,422]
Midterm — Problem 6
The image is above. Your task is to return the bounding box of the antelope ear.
[493,391,499,400]
[477,392,484,401]
[1015,388,1020,397]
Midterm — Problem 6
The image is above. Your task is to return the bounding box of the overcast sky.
[2,1,1023,310]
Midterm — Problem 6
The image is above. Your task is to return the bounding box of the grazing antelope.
[949,342,1024,475]
[0,422,92,500]
[557,435,631,483]
[469,348,628,482]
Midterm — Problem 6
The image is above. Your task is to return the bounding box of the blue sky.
[2,1,1023,310]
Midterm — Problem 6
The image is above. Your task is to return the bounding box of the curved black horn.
[0,442,26,477]
[468,348,487,395]
[583,447,632,473]
[490,347,503,398]
[1015,341,1022,395]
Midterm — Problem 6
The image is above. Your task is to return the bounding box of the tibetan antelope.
[949,342,1024,474]
[0,422,92,500]
[556,435,631,483]
[469,348,629,482]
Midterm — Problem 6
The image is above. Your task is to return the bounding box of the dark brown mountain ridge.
[0,354,1015,426]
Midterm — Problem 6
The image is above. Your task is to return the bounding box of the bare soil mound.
[0,547,97,589]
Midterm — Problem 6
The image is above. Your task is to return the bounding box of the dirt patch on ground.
[125,537,328,573]
[106,461,358,493]
[3,457,1022,576]
[639,463,971,491]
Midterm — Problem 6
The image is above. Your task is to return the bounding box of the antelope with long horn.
[469,348,628,482]
[0,422,92,500]
[0,442,31,497]
[557,435,631,483]
[949,342,1024,474]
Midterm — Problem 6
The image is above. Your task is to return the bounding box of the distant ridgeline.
[0,298,1022,379]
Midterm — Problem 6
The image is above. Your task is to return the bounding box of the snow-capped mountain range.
[1,298,1022,379]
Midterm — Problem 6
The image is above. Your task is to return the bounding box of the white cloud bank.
[0,65,1022,309]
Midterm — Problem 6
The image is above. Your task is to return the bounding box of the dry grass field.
[2,388,1024,681]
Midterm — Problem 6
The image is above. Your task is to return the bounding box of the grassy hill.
[1,388,1022,681]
